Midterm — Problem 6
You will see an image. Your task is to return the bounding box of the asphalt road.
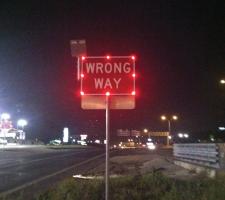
[0,145,104,195]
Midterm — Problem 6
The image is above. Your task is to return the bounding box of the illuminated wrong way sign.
[80,56,135,95]
[78,55,136,200]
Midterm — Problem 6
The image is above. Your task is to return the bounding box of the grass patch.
[36,172,225,200]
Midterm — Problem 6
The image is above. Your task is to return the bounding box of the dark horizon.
[0,1,225,142]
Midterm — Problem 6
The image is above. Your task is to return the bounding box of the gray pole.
[77,57,80,80]
[105,95,110,200]
[167,120,171,146]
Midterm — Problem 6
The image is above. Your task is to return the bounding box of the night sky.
[0,1,225,141]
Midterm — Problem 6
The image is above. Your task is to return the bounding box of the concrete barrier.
[173,143,225,177]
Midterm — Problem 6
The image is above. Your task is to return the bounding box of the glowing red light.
[80,91,84,96]
[81,74,84,78]
[106,55,110,59]
[106,92,110,96]
[131,56,135,60]
[131,91,136,95]
[132,73,136,78]
[81,56,85,60]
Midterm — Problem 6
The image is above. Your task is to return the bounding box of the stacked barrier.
[174,143,219,169]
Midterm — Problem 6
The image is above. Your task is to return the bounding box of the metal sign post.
[105,95,110,200]
[76,55,137,200]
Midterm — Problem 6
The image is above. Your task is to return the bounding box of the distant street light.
[1,113,10,120]
[143,128,148,133]
[172,115,178,120]
[220,79,225,84]
[17,119,28,130]
[218,127,225,131]
[178,133,184,138]
[161,115,178,146]
[184,133,189,138]
[1,113,11,144]
[178,133,189,138]
[161,115,166,121]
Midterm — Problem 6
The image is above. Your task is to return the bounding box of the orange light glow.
[161,115,166,120]
[172,115,178,120]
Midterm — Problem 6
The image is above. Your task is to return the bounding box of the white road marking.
[0,149,93,169]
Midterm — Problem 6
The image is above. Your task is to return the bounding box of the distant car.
[49,139,61,145]
[77,140,87,146]
[146,142,156,150]
[0,138,7,144]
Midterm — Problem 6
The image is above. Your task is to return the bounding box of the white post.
[167,120,171,146]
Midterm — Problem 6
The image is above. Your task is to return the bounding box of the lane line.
[0,149,99,169]
[0,152,105,197]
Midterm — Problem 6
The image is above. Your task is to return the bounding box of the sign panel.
[117,129,130,137]
[81,95,135,109]
[70,40,86,57]
[148,131,169,137]
[131,130,141,137]
[81,56,135,96]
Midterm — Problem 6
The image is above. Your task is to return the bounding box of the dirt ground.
[87,153,198,180]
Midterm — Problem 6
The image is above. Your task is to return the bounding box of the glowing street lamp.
[1,113,10,120]
[143,128,148,133]
[218,127,225,131]
[160,115,178,134]
[172,115,178,120]
[160,115,178,146]
[1,113,11,144]
[17,119,28,130]
[220,79,225,84]
[178,133,189,138]
[161,115,167,121]
[178,133,184,138]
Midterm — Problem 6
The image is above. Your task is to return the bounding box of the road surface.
[0,145,104,195]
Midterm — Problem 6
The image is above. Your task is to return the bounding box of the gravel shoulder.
[87,151,198,180]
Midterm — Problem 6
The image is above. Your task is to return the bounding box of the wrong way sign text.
[80,56,135,95]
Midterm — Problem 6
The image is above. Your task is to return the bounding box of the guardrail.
[173,143,219,169]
